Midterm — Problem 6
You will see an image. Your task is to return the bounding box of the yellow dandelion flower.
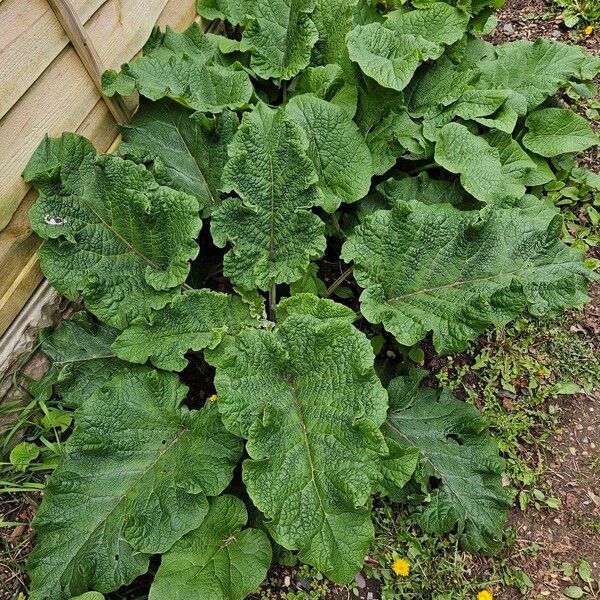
[209,394,218,402]
[392,557,410,576]
[477,590,493,600]
[585,24,594,35]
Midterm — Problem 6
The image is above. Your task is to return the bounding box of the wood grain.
[46,0,132,124]
[0,0,196,337]
[0,0,109,120]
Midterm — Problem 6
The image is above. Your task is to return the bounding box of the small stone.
[552,29,562,38]
[503,22,514,34]
[367,593,374,600]
[297,577,312,591]
[355,572,366,588]
[569,447,577,455]
[284,576,291,587]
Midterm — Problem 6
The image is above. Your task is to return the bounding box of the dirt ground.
[481,2,600,597]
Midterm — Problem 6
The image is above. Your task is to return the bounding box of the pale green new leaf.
[196,0,255,24]
[293,65,358,118]
[295,64,345,98]
[366,110,432,175]
[9,442,40,472]
[206,295,389,583]
[38,313,132,408]
[212,103,325,290]
[385,2,469,59]
[28,370,242,600]
[341,199,594,353]
[522,107,599,157]
[149,495,272,600]
[478,38,600,109]
[25,133,201,329]
[311,0,357,75]
[120,101,238,210]
[383,374,510,552]
[102,24,252,113]
[113,289,259,371]
[241,0,319,80]
[354,78,404,133]
[375,443,419,497]
[448,89,514,121]
[286,94,372,212]
[347,23,423,91]
[404,56,478,116]
[484,130,554,196]
[434,123,512,205]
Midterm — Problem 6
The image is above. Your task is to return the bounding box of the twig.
[407,162,439,176]
[325,265,354,298]
[269,284,277,321]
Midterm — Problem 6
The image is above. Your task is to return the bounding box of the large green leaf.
[38,313,131,408]
[206,294,389,583]
[25,133,201,329]
[102,24,252,113]
[384,3,469,59]
[240,0,319,80]
[522,107,599,157]
[149,495,272,600]
[478,38,600,109]
[27,370,242,599]
[286,94,372,212]
[383,372,510,553]
[311,0,357,74]
[404,56,478,117]
[211,103,326,290]
[341,199,594,353]
[434,123,512,205]
[112,289,259,371]
[378,172,470,208]
[119,101,238,211]
[347,23,423,91]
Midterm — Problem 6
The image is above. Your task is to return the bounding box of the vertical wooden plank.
[46,0,132,124]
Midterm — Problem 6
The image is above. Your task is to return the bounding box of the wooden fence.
[0,0,197,369]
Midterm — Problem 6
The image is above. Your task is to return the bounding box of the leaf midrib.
[170,114,217,204]
[287,379,324,512]
[80,195,164,274]
[384,417,495,531]
[384,261,575,303]
[54,425,189,588]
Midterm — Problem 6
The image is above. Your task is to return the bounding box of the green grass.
[549,0,600,28]
[436,311,599,502]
